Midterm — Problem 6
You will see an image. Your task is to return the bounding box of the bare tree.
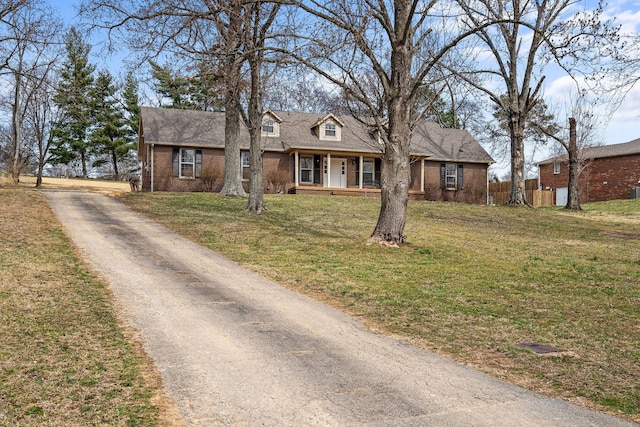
[0,1,60,183]
[537,93,607,210]
[455,0,630,206]
[241,1,280,213]
[278,0,489,245]
[263,71,344,114]
[25,72,63,187]
[0,0,28,70]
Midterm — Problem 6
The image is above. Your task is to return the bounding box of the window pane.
[181,149,194,163]
[300,157,312,169]
[262,119,274,133]
[300,156,313,183]
[363,160,374,185]
[445,163,457,189]
[363,160,374,173]
[325,123,336,137]
[181,164,194,177]
[241,152,250,167]
[180,149,195,177]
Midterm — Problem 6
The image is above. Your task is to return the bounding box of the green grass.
[121,192,640,423]
[0,187,169,426]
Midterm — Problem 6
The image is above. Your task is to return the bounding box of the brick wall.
[584,154,640,201]
[539,153,640,202]
[423,161,488,204]
[140,144,490,203]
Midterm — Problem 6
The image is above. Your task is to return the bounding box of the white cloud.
[602,0,640,32]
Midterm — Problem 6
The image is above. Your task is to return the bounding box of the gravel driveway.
[44,191,635,427]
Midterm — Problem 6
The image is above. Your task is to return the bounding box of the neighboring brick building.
[138,107,495,204]
[538,138,640,204]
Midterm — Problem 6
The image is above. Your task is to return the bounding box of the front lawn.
[121,192,640,423]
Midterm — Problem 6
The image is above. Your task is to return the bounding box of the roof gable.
[263,110,283,123]
[313,113,346,128]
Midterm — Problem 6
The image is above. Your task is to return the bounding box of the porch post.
[359,155,363,189]
[294,151,299,187]
[326,153,331,187]
[150,143,155,193]
[420,158,424,192]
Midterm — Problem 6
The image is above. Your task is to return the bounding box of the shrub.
[266,169,290,193]
[201,166,221,192]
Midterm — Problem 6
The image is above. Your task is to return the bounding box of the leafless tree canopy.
[0,0,62,182]
[451,0,635,205]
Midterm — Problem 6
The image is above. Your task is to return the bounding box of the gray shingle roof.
[140,107,494,164]
[538,138,640,165]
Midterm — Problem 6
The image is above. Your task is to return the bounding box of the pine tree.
[122,72,140,137]
[90,70,136,179]
[150,60,224,111]
[50,27,96,178]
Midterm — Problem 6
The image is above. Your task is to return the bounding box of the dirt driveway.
[44,191,635,427]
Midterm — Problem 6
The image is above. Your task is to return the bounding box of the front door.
[324,158,347,188]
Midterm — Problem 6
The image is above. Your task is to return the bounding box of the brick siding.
[539,153,640,202]
[141,145,489,203]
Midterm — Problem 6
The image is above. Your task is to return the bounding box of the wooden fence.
[489,179,555,207]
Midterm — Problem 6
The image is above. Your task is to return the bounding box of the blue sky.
[52,0,639,153]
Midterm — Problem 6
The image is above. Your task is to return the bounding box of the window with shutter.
[441,163,463,190]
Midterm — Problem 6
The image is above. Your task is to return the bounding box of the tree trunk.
[245,46,266,213]
[246,128,265,213]
[80,151,88,178]
[112,149,119,180]
[219,103,246,197]
[507,111,529,206]
[36,169,43,188]
[369,136,411,246]
[219,12,246,198]
[565,117,582,210]
[11,65,23,185]
[368,9,413,246]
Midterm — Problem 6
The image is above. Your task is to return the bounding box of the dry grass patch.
[0,184,180,426]
[120,192,640,423]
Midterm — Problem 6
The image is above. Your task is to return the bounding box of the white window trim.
[324,122,336,137]
[179,148,196,178]
[445,163,457,190]
[299,155,313,184]
[553,162,561,174]
[262,119,275,134]
[241,151,250,180]
[362,159,375,186]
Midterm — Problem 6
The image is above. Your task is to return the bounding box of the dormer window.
[261,110,282,137]
[315,114,344,141]
[325,123,336,137]
[262,119,275,134]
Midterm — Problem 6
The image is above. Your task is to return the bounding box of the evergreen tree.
[50,27,96,178]
[90,70,136,179]
[122,72,140,137]
[150,60,223,111]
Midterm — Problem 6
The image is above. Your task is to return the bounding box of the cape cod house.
[138,107,495,204]
[538,138,640,204]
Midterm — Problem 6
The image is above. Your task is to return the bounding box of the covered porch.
[290,151,428,196]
